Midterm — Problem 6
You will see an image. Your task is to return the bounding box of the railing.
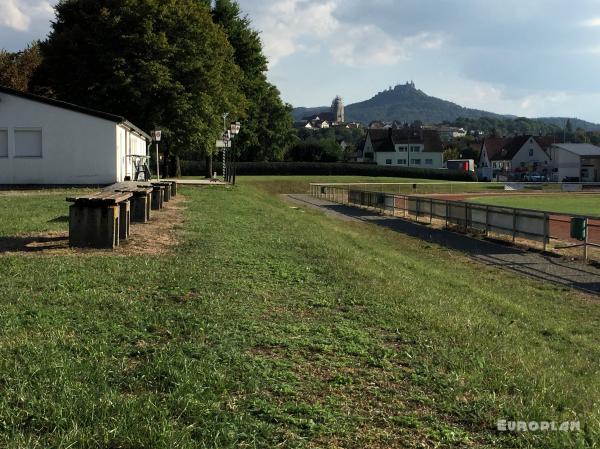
[310,184,600,260]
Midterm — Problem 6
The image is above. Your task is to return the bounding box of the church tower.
[331,96,344,124]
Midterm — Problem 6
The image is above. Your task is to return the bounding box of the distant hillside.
[292,82,507,124]
[292,83,600,132]
[536,117,600,132]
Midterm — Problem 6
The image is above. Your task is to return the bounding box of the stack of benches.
[67,181,177,249]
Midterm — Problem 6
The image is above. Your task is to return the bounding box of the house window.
[411,146,421,152]
[397,159,407,165]
[386,159,392,165]
[529,149,534,156]
[412,159,421,165]
[425,159,433,165]
[0,130,7,158]
[14,129,42,158]
[398,146,407,152]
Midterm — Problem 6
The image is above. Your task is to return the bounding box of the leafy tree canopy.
[31,0,246,159]
[0,42,42,92]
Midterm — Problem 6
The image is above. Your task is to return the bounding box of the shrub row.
[181,161,477,181]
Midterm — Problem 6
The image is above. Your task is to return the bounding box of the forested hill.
[293,83,600,131]
[292,83,505,123]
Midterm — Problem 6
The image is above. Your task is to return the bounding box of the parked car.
[562,176,580,183]
[523,172,547,182]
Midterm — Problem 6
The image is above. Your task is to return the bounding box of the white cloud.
[245,0,444,68]
[580,17,600,27]
[0,0,30,31]
[0,0,53,32]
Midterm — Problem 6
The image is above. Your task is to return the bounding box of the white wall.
[0,92,120,184]
[116,125,147,181]
[512,138,551,173]
[549,146,581,181]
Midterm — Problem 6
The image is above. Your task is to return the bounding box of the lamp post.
[151,130,162,180]
[229,122,241,185]
[222,113,229,180]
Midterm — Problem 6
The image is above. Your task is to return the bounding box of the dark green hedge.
[181,161,477,181]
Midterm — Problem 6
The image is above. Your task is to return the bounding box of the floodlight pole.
[222,113,229,181]
[155,141,160,181]
[151,130,162,181]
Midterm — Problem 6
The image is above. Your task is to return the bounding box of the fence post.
[430,199,433,224]
[445,201,449,229]
[543,213,549,252]
[512,209,517,243]
[485,205,490,238]
[584,218,589,261]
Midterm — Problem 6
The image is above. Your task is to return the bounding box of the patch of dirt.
[0,195,186,256]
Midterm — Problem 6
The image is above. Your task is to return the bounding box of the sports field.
[469,193,600,216]
[0,177,597,448]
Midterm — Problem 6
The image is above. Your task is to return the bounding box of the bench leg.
[119,201,130,240]
[163,186,171,202]
[151,190,162,211]
[146,193,151,220]
[69,205,119,249]
[131,196,148,223]
[171,182,177,197]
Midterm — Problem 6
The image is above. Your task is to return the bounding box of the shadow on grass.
[0,235,68,253]
[48,216,69,224]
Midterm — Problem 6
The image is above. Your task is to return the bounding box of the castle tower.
[331,96,344,124]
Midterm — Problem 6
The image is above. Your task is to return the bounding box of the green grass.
[0,189,91,236]
[469,193,600,216]
[0,181,598,448]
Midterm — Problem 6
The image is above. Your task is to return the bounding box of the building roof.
[0,84,151,140]
[553,143,600,157]
[365,128,443,153]
[485,135,557,162]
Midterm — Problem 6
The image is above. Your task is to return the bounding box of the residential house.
[477,135,556,181]
[358,128,444,169]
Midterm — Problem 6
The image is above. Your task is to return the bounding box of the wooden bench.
[150,185,165,210]
[67,192,133,249]
[152,181,173,203]
[114,186,153,223]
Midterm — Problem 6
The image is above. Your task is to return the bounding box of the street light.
[151,130,162,180]
[229,122,241,185]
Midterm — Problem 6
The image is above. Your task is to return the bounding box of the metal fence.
[310,184,600,260]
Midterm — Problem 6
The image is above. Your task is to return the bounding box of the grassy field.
[469,193,600,216]
[0,180,598,448]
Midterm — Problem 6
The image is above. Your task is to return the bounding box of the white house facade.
[477,136,555,181]
[0,86,150,185]
[359,128,444,169]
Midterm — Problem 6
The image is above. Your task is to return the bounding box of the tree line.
[0,0,294,176]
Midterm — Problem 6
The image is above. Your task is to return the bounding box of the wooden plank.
[67,191,133,205]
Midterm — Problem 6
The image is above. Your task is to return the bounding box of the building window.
[412,159,421,165]
[397,159,407,165]
[398,146,407,152]
[14,129,42,158]
[425,159,433,165]
[386,159,392,165]
[529,149,534,156]
[0,129,7,158]
[411,146,421,152]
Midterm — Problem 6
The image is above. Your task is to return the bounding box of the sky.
[2,0,600,122]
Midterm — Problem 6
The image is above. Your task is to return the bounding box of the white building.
[549,143,600,182]
[477,136,555,181]
[0,85,150,185]
[358,128,444,169]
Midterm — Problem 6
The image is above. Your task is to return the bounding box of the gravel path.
[286,194,600,296]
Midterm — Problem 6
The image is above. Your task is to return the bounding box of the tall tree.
[210,0,294,161]
[32,0,246,175]
[0,42,42,92]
